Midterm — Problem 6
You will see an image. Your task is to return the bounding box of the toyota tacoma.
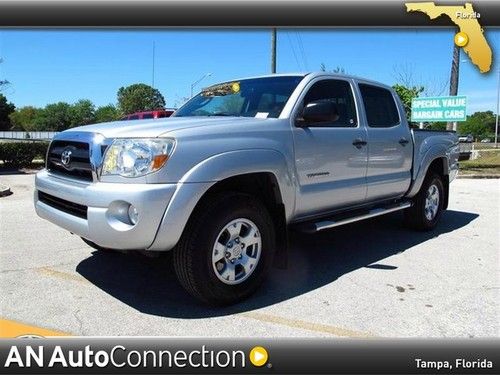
[34,73,459,305]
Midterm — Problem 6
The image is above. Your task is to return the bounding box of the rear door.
[358,83,413,201]
[292,78,368,218]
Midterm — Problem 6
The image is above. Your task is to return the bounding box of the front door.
[292,78,368,218]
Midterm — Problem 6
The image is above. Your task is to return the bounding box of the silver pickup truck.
[34,73,459,305]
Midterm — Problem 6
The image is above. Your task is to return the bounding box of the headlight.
[101,138,175,178]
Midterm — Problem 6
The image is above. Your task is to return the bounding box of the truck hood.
[65,117,266,139]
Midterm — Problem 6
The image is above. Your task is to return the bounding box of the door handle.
[352,138,367,148]
[399,138,410,146]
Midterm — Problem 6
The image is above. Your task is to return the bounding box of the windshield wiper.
[208,112,234,117]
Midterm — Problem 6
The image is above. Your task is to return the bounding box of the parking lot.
[0,174,498,338]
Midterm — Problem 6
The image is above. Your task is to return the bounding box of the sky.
[0,29,499,114]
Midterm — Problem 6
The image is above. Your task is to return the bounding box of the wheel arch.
[187,172,289,269]
[408,155,449,209]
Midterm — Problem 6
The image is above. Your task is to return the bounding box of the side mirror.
[297,100,336,126]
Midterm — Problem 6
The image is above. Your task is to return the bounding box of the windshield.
[174,76,304,119]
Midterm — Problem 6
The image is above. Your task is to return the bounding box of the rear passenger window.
[359,84,400,128]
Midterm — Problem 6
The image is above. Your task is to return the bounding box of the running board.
[298,201,412,233]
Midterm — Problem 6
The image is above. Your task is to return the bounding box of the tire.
[404,173,444,231]
[81,237,115,253]
[173,192,276,305]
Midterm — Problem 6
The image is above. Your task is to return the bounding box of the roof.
[206,72,392,90]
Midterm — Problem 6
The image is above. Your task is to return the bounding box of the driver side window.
[300,80,357,127]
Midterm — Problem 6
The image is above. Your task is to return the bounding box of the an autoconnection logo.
[4,344,272,370]
[249,346,269,367]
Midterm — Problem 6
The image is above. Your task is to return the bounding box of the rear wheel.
[173,192,275,305]
[405,173,444,230]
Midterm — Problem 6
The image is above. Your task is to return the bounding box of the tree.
[320,63,347,74]
[117,83,165,115]
[458,111,496,140]
[69,99,96,127]
[392,62,447,97]
[0,94,15,130]
[34,102,72,131]
[9,106,43,131]
[392,84,424,122]
[0,58,9,92]
[95,104,120,123]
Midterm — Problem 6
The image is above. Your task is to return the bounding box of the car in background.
[121,109,176,121]
[481,138,491,143]
[458,134,473,143]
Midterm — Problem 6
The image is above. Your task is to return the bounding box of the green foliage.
[0,141,49,167]
[392,84,424,122]
[117,84,166,115]
[95,104,120,123]
[426,122,447,131]
[33,102,72,131]
[458,111,496,139]
[9,106,43,131]
[0,94,15,130]
[69,99,96,127]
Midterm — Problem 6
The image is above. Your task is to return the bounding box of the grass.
[460,150,500,176]
[471,142,499,150]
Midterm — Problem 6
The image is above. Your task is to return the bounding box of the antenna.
[152,41,156,88]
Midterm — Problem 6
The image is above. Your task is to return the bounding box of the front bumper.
[34,170,178,250]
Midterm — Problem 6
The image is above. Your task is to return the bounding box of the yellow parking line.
[0,318,71,338]
[36,266,90,284]
[240,311,376,338]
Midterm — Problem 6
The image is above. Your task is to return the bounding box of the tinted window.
[359,84,400,128]
[128,115,139,120]
[142,113,154,119]
[302,80,357,127]
[174,76,303,119]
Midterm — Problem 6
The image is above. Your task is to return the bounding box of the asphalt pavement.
[0,174,498,337]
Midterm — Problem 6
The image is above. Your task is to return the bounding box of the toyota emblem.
[61,149,72,167]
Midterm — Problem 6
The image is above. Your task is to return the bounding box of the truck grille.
[47,140,93,182]
[38,191,88,219]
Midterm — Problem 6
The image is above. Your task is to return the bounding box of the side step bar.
[299,201,412,233]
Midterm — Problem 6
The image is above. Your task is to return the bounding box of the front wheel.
[405,174,444,230]
[173,192,275,305]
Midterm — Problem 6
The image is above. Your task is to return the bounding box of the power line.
[287,32,302,71]
[295,32,309,71]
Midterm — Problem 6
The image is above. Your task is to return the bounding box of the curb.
[0,183,11,197]
[457,175,500,179]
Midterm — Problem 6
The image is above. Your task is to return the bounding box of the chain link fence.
[0,131,58,140]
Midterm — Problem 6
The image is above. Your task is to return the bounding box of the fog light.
[128,204,139,225]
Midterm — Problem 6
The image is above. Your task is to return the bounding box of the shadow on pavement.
[76,210,478,318]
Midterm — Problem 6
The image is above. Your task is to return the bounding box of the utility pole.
[152,41,156,88]
[271,28,277,74]
[448,44,460,131]
[495,65,499,148]
[190,73,212,98]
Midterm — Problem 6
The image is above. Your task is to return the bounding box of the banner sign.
[0,338,498,374]
[411,96,467,122]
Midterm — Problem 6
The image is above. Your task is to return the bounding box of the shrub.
[0,141,49,168]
